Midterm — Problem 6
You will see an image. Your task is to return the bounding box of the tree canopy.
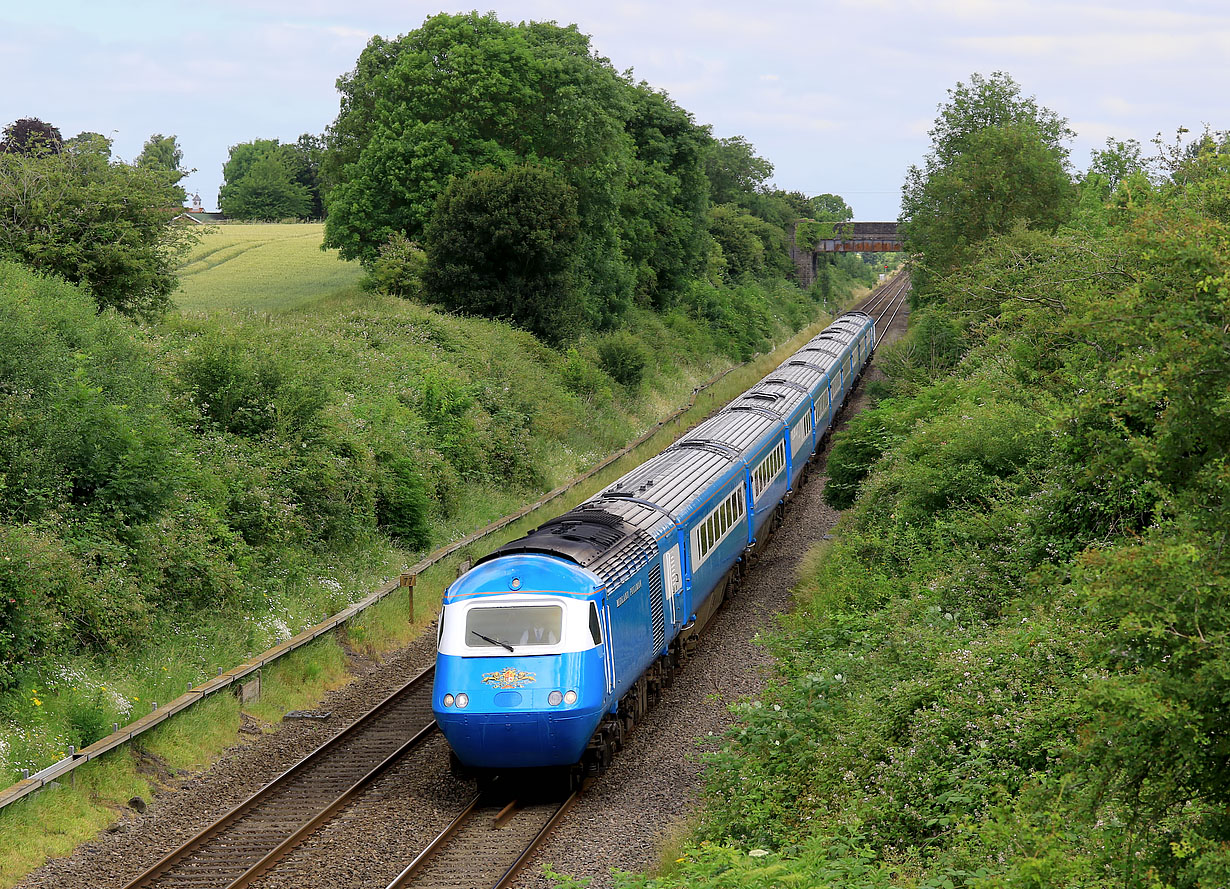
[1,118,62,156]
[900,71,1075,298]
[322,12,847,338]
[136,133,184,173]
[219,137,322,220]
[0,128,195,320]
[136,133,187,205]
[422,163,582,344]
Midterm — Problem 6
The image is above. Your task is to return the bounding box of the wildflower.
[675,857,687,863]
[32,698,42,706]
[749,849,770,857]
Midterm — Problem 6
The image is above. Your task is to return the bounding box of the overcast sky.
[3,1,1228,219]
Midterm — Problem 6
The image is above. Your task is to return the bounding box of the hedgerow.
[626,120,1230,889]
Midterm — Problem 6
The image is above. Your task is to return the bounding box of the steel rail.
[385,788,580,889]
[384,792,484,889]
[119,664,437,889]
[493,790,581,889]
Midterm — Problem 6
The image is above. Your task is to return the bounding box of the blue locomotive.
[433,312,877,773]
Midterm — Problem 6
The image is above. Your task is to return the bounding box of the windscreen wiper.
[470,630,514,653]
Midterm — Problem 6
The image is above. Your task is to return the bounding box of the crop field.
[175,223,363,314]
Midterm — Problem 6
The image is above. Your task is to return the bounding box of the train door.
[600,602,615,698]
[663,545,683,628]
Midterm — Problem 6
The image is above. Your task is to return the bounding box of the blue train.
[433,312,877,775]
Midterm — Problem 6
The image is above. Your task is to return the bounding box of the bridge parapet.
[815,221,901,253]
[788,221,902,288]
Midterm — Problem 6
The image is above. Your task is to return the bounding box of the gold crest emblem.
[482,667,536,689]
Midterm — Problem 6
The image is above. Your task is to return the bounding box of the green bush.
[559,347,613,403]
[596,331,648,389]
[362,232,427,298]
[375,457,432,549]
[423,163,582,344]
[822,416,896,509]
[180,335,327,438]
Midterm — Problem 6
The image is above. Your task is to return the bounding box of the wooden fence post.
[400,573,416,622]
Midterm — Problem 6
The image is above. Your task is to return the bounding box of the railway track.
[119,666,438,889]
[857,268,911,330]
[386,781,579,889]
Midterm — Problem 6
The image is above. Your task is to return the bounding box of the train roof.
[734,380,811,419]
[761,362,827,390]
[478,497,670,591]
[792,345,844,370]
[676,409,779,456]
[604,445,734,518]
[808,329,856,348]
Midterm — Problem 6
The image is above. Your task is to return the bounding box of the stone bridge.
[789,221,901,289]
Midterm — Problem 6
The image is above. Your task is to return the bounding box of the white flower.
[749,849,770,858]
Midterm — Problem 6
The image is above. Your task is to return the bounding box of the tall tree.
[323,13,652,325]
[136,133,187,204]
[705,135,773,205]
[900,72,1075,298]
[64,131,113,159]
[136,133,184,173]
[422,163,581,344]
[1,118,62,156]
[218,139,321,220]
[219,153,312,220]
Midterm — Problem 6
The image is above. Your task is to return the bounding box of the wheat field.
[175,223,364,314]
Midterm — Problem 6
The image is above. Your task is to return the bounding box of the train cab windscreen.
[466,604,563,649]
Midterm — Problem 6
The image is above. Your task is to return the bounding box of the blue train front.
[433,553,608,768]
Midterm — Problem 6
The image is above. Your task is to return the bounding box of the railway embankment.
[613,196,1230,887]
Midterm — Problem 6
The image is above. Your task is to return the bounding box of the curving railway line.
[112,270,911,889]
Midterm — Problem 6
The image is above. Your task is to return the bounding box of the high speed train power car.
[433,312,876,775]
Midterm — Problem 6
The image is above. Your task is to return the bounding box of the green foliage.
[321,13,805,330]
[663,104,1230,889]
[219,140,313,220]
[1,117,62,155]
[180,332,327,437]
[708,204,768,280]
[704,135,774,206]
[423,163,582,344]
[135,133,187,205]
[135,133,184,173]
[596,330,648,389]
[901,72,1075,300]
[877,307,968,394]
[0,146,195,319]
[361,231,427,298]
[822,414,897,509]
[374,458,432,549]
[559,347,614,403]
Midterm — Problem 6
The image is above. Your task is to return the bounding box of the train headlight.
[455,693,469,709]
[442,694,455,708]
[564,690,577,705]
[548,690,563,706]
